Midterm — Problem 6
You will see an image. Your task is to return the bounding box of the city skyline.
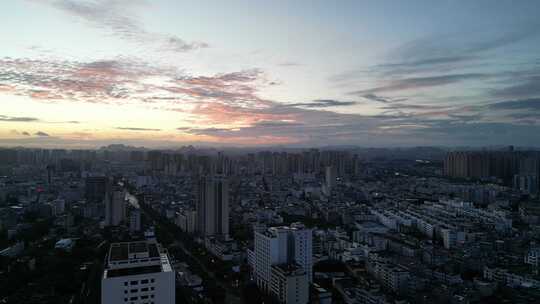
[1,0,540,148]
[2,139,540,302]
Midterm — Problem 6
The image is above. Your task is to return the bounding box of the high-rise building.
[325,166,337,193]
[196,176,229,237]
[147,150,164,172]
[105,188,126,226]
[249,223,312,300]
[85,176,108,203]
[444,150,523,185]
[101,241,175,304]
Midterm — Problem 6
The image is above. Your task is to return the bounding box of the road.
[172,241,243,304]
[134,193,243,304]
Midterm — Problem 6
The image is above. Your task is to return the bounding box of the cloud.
[331,25,540,88]
[505,112,540,120]
[378,56,477,70]
[287,99,358,108]
[0,57,273,113]
[278,62,303,67]
[34,131,50,137]
[385,27,540,73]
[177,98,406,145]
[409,121,540,144]
[0,115,39,122]
[2,53,539,146]
[184,127,234,135]
[157,69,275,110]
[351,73,488,95]
[381,103,449,111]
[116,127,161,131]
[253,120,304,127]
[491,76,540,99]
[0,57,168,104]
[47,0,207,52]
[362,94,408,104]
[488,98,540,111]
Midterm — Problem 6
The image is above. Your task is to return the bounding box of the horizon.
[0,143,533,152]
[2,1,540,148]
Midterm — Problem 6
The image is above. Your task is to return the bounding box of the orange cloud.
[190,102,295,127]
[0,84,15,92]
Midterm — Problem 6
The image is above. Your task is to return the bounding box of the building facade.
[196,176,229,237]
[105,188,126,226]
[270,264,309,304]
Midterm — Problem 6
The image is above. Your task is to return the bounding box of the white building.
[484,266,540,288]
[55,238,74,251]
[177,210,197,234]
[270,264,309,304]
[441,228,465,249]
[0,241,24,257]
[101,241,175,304]
[249,223,312,298]
[367,252,410,295]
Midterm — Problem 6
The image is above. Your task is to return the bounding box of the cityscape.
[1,1,540,304]
[1,146,540,303]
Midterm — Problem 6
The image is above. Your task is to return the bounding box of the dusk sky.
[1,0,540,148]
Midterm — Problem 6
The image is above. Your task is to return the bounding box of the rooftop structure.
[102,241,175,304]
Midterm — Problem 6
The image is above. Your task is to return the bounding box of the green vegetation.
[0,237,103,304]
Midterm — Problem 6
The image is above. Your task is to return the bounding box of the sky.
[1,0,540,148]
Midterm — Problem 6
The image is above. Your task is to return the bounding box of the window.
[150,287,155,291]
[130,289,138,293]
[150,279,155,283]
[124,282,128,286]
[141,287,148,292]
[129,296,138,301]
[141,279,149,284]
[130,280,138,285]
[141,295,149,299]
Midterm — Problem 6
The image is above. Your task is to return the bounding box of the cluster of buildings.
[444,148,540,195]
[2,146,540,303]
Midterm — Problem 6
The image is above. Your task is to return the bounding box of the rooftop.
[109,241,160,262]
[272,263,306,276]
[104,241,172,278]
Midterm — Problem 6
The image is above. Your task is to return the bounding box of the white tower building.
[250,223,312,302]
